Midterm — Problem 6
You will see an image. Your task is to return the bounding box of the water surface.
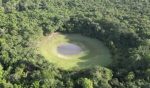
[57,43,82,56]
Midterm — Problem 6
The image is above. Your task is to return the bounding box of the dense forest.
[0,0,150,88]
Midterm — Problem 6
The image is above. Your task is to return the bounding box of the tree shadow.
[61,33,112,69]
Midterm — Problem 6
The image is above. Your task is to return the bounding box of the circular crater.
[38,33,112,70]
[57,43,82,56]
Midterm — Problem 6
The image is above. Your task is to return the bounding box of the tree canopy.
[0,0,150,87]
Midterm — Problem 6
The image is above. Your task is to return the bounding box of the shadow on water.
[60,33,112,69]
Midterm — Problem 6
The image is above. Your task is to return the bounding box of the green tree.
[0,64,3,79]
[125,72,135,81]
[78,78,93,88]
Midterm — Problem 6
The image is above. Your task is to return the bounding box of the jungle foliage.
[0,0,150,88]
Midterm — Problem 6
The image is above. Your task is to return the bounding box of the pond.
[57,43,82,56]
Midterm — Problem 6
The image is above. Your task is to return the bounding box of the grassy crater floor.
[37,33,112,70]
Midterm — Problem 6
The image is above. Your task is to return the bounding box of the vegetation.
[0,0,150,87]
[38,33,112,70]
